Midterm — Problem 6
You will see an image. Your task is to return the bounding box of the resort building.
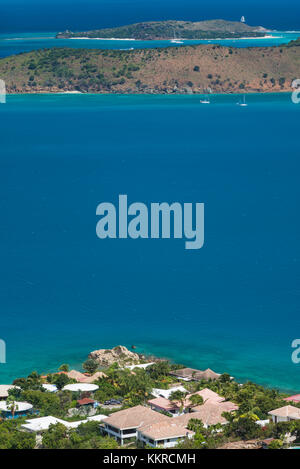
[148,388,231,415]
[125,363,155,371]
[169,367,221,381]
[62,383,99,393]
[175,400,238,428]
[0,385,19,400]
[0,401,33,419]
[151,385,187,400]
[81,371,107,383]
[77,398,97,409]
[21,415,108,433]
[268,405,300,423]
[148,397,182,416]
[42,384,58,393]
[137,421,194,448]
[102,405,170,445]
[284,394,300,404]
[21,416,68,433]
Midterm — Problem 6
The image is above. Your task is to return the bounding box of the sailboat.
[240,16,246,23]
[170,30,183,44]
[200,87,212,104]
[237,94,248,106]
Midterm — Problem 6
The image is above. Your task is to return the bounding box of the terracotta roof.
[200,368,221,381]
[104,405,170,430]
[139,421,194,441]
[268,405,300,419]
[148,397,179,411]
[81,372,107,383]
[77,398,95,406]
[169,368,203,379]
[67,370,88,382]
[284,394,300,403]
[150,388,225,410]
[169,367,221,381]
[176,402,229,427]
[185,388,224,406]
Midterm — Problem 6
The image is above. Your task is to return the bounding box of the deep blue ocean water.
[1,0,300,33]
[0,93,299,391]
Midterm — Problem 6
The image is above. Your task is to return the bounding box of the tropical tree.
[6,397,18,419]
[189,394,204,409]
[58,364,70,372]
[169,390,188,412]
[83,359,98,375]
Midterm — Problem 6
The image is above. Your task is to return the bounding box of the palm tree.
[6,396,18,419]
[189,394,204,409]
[169,390,188,413]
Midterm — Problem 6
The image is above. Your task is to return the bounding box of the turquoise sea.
[0,31,299,58]
[0,93,299,392]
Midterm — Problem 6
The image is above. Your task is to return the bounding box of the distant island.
[56,19,269,40]
[1,38,299,95]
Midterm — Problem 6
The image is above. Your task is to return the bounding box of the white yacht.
[237,94,248,106]
[170,30,184,44]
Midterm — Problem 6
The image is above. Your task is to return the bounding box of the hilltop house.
[21,415,107,433]
[0,401,33,419]
[268,405,300,423]
[102,405,170,445]
[148,388,231,415]
[148,396,182,416]
[175,400,238,429]
[137,421,194,448]
[169,367,221,381]
[151,385,187,400]
[0,385,19,400]
[284,394,300,404]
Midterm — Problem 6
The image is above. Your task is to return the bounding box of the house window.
[122,428,136,435]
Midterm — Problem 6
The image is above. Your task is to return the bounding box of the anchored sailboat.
[170,30,184,44]
[240,16,246,23]
[237,94,248,106]
[200,87,212,104]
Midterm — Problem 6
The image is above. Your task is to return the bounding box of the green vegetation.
[56,19,267,40]
[0,420,36,449]
[42,422,118,449]
[1,351,300,449]
[83,358,98,374]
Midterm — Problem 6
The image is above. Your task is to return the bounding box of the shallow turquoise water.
[0,31,299,58]
[0,93,299,392]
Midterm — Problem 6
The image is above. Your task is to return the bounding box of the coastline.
[65,34,279,41]
[2,343,299,395]
[4,90,294,96]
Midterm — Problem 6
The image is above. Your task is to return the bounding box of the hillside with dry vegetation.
[0,39,299,94]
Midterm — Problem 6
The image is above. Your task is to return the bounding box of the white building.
[268,405,300,423]
[125,362,155,371]
[62,383,99,392]
[151,385,187,400]
[22,414,108,433]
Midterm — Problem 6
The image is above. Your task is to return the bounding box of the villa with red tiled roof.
[138,421,194,448]
[284,394,300,404]
[148,388,229,415]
